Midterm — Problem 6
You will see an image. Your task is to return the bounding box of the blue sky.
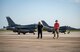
[0,0,80,28]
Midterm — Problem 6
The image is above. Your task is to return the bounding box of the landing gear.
[33,32,35,35]
[23,33,26,35]
[64,32,66,34]
[18,32,20,35]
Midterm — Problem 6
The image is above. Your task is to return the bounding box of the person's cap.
[55,20,58,22]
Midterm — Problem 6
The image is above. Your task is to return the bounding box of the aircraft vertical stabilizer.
[6,16,16,26]
[41,20,49,27]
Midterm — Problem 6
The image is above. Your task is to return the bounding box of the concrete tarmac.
[0,31,80,52]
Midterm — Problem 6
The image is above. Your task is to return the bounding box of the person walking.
[53,20,60,39]
[37,22,43,39]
